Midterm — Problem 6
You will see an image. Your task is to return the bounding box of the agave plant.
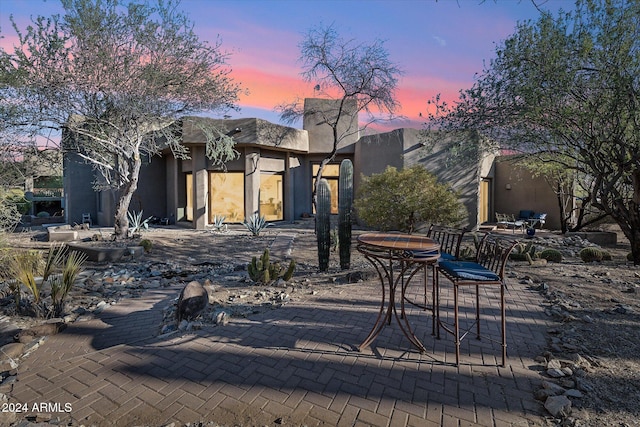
[127,210,153,236]
[211,215,227,232]
[242,212,270,236]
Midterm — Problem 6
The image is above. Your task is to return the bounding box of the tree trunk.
[312,125,340,215]
[113,153,142,239]
[556,182,568,234]
[629,170,640,265]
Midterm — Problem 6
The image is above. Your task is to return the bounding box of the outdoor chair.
[82,213,92,226]
[403,225,466,335]
[495,212,525,234]
[435,234,518,366]
[529,213,547,229]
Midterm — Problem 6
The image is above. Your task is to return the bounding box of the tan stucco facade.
[65,98,560,232]
[493,156,562,230]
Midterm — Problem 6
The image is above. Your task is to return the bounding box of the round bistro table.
[356,232,440,353]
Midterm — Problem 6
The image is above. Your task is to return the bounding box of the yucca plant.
[243,212,270,236]
[49,249,87,317]
[9,250,44,315]
[42,243,66,281]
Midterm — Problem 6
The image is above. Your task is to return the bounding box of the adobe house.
[64,98,546,231]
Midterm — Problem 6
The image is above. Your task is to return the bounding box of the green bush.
[354,166,464,233]
[3,189,31,215]
[0,199,21,232]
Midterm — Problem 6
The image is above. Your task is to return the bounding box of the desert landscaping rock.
[176,280,209,321]
[545,395,573,418]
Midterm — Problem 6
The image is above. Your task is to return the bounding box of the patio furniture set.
[496,210,547,234]
[356,225,518,367]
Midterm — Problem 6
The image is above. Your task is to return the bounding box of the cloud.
[433,35,447,47]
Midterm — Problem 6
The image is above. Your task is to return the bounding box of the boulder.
[544,395,572,417]
[176,281,208,322]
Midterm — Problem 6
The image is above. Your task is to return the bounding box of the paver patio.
[10,263,551,426]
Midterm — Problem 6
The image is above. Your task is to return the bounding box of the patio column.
[245,147,260,220]
[191,145,208,229]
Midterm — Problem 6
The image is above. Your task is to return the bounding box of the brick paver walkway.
[10,267,550,426]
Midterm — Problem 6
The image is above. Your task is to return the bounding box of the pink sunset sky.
[0,0,571,132]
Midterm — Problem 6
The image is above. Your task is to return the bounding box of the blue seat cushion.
[518,210,535,219]
[438,261,501,281]
[439,252,456,261]
[407,250,440,260]
[408,250,457,262]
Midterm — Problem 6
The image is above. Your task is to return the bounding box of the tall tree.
[278,24,402,209]
[0,0,242,238]
[427,0,640,264]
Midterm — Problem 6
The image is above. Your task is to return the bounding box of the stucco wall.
[494,156,560,230]
[133,156,167,220]
[304,98,358,154]
[183,117,309,153]
[355,129,488,229]
[63,151,97,226]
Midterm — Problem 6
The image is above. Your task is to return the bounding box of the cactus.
[526,253,547,266]
[330,227,339,252]
[139,239,153,253]
[538,248,563,263]
[458,232,481,260]
[338,159,354,270]
[247,249,296,284]
[510,242,537,261]
[316,178,331,272]
[579,247,603,262]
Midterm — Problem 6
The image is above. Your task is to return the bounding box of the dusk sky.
[0,0,573,131]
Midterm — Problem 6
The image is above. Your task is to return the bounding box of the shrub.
[2,189,31,215]
[0,231,11,280]
[0,199,20,232]
[539,248,563,263]
[354,166,464,233]
[9,249,44,315]
[36,211,50,218]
